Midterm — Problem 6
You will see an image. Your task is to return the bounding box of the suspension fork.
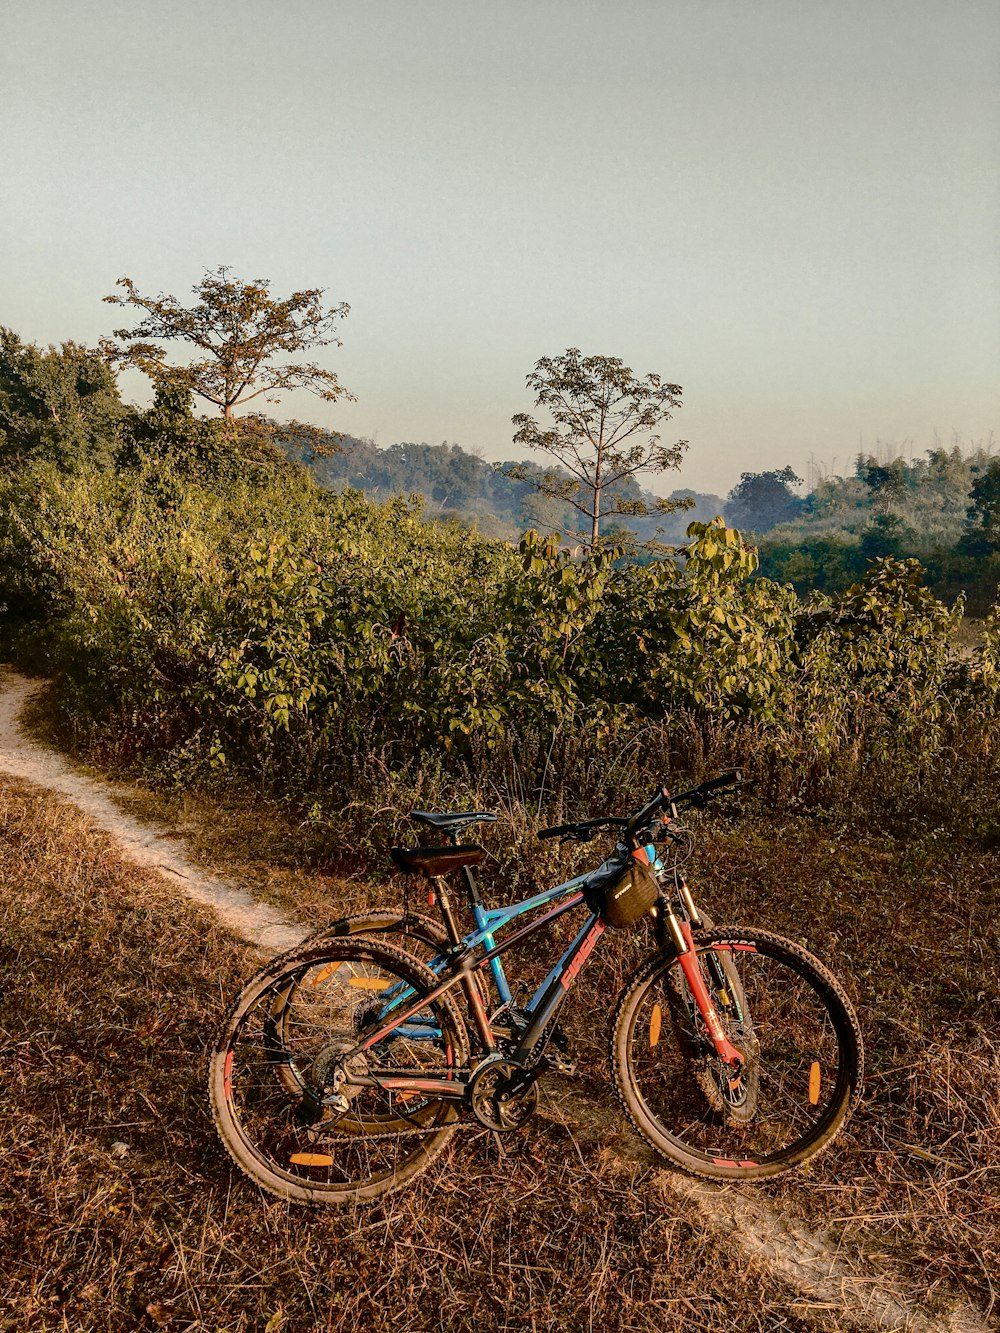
[674,871,703,929]
[665,866,736,1003]
[659,909,744,1066]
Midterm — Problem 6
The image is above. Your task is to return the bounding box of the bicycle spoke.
[209,939,469,1203]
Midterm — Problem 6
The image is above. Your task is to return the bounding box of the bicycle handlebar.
[625,770,743,835]
[670,769,743,811]
[537,816,629,843]
[536,771,744,845]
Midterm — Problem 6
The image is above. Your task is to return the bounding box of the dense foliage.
[748,445,1000,611]
[4,326,1000,837]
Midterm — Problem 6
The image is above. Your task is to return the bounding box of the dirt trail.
[544,1084,991,1333]
[0,671,307,956]
[0,668,991,1333]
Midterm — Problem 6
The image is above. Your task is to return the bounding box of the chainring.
[468,1055,540,1132]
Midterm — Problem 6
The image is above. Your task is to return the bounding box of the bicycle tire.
[305,907,492,1009]
[301,906,451,959]
[611,926,863,1181]
[209,937,470,1205]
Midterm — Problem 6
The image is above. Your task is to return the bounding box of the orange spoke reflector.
[347,976,392,991]
[808,1060,821,1105]
[290,1152,334,1167]
[394,1090,419,1103]
[309,963,340,987]
[649,1003,662,1047]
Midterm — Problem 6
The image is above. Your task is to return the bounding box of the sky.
[1,0,997,497]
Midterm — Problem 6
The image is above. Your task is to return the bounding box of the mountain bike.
[208,772,864,1204]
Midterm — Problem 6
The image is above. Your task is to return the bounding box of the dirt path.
[0,668,991,1333]
[0,670,306,956]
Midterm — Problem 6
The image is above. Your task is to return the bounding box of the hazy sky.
[2,0,997,496]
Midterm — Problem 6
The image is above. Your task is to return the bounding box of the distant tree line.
[4,257,999,611]
[730,448,1000,613]
[285,430,724,547]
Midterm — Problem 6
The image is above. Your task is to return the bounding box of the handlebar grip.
[672,769,745,809]
[701,768,742,794]
[537,824,573,841]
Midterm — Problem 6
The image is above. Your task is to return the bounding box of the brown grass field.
[1,772,997,1331]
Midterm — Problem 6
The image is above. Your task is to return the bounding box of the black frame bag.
[585,857,659,929]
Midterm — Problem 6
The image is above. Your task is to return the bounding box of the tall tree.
[959,459,1000,555]
[100,267,352,420]
[502,348,689,548]
[856,455,908,516]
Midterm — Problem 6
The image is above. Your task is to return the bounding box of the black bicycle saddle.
[409,809,497,836]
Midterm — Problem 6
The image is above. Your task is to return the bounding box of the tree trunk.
[591,485,602,549]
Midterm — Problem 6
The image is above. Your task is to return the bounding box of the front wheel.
[611,927,863,1181]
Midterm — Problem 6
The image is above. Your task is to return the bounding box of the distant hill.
[286,430,724,545]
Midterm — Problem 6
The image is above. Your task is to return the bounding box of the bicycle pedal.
[548,1049,577,1076]
[549,1024,576,1075]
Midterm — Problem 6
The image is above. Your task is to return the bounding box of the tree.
[116,383,224,470]
[0,328,124,470]
[724,466,804,534]
[859,512,912,561]
[100,266,352,421]
[501,348,689,548]
[959,459,1000,555]
[856,455,908,515]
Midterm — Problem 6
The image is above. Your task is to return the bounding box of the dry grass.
[694,815,1000,1314]
[42,771,1000,1324]
[1,777,855,1333]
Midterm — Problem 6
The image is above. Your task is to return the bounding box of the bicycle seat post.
[426,870,496,1051]
[434,824,485,918]
[459,863,483,910]
[428,874,463,950]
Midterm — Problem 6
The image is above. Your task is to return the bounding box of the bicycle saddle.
[390,845,487,877]
[408,809,497,836]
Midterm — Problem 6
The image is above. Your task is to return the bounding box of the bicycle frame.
[307,802,748,1107]
[440,869,594,1003]
[335,871,606,1101]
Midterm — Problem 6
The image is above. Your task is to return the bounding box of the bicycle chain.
[307,1118,484,1145]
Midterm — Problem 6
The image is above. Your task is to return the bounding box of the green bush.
[3,449,997,834]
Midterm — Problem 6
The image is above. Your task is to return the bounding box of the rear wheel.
[611,927,863,1180]
[266,908,485,1115]
[303,907,450,962]
[209,937,469,1204]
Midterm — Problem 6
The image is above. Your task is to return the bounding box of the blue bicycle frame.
[462,870,593,1009]
[346,869,612,1089]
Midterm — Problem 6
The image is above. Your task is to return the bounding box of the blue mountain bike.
[208,773,863,1204]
